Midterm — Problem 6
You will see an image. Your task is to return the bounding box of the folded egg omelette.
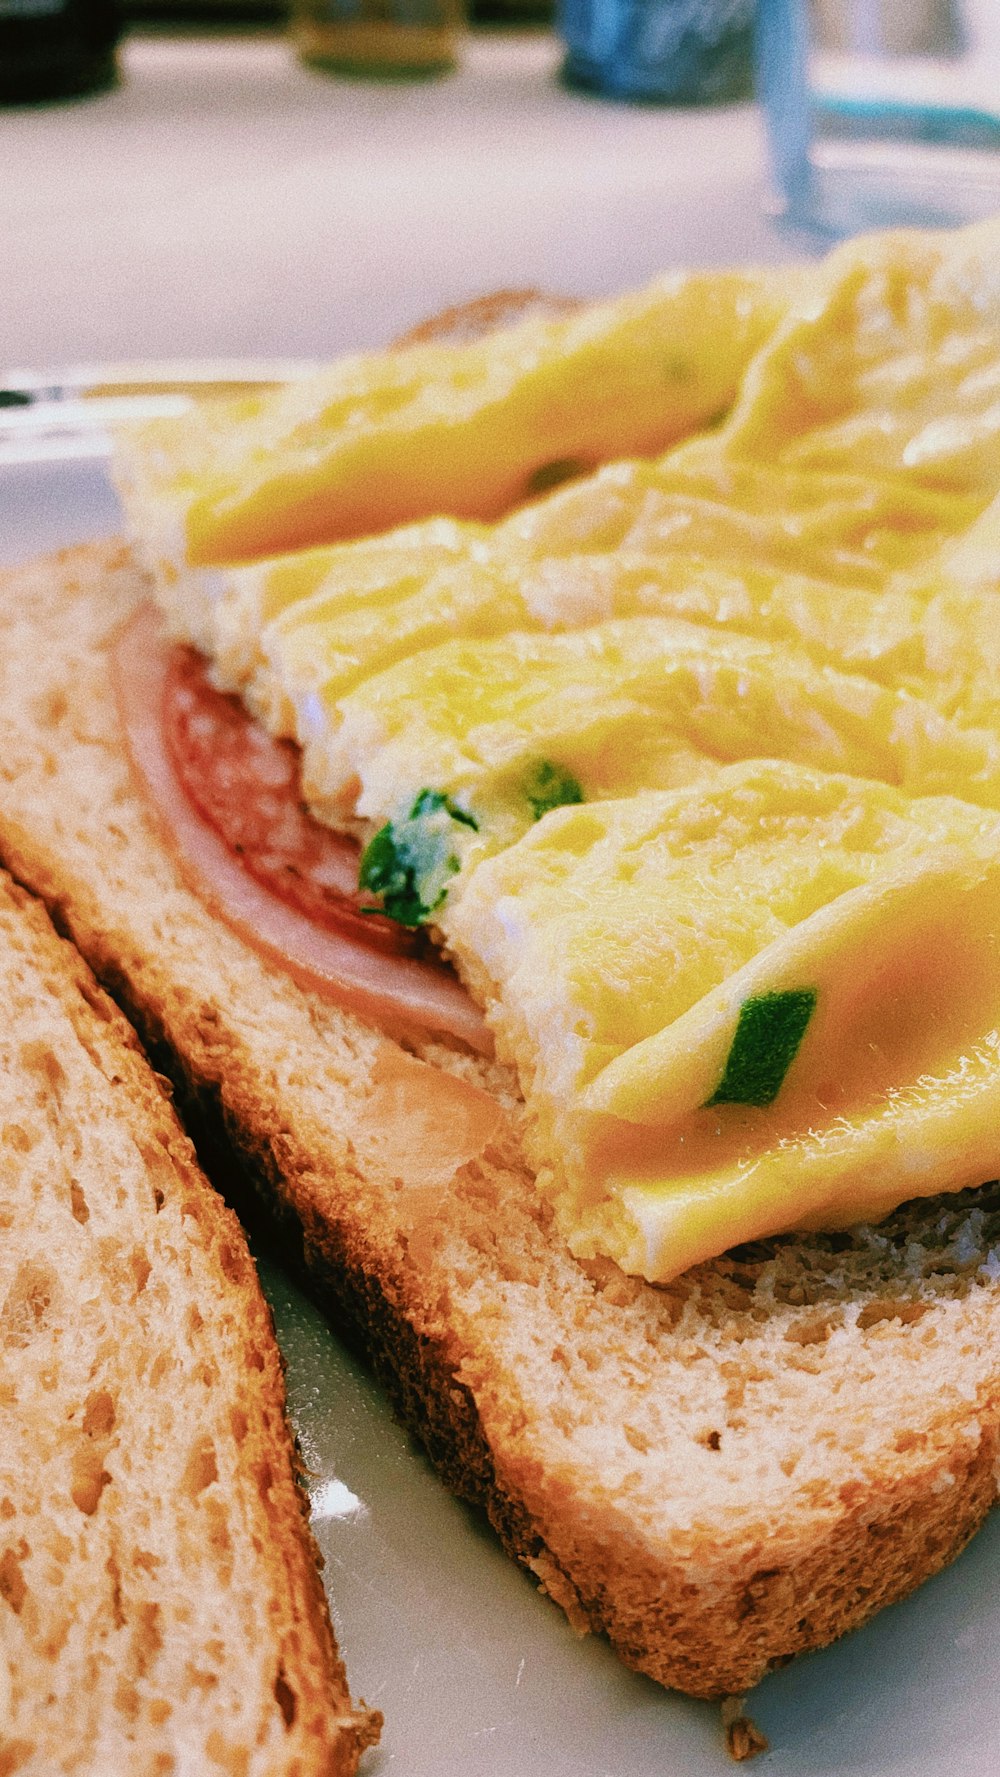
[117,215,1000,1283]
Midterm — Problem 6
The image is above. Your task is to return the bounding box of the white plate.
[3,458,1000,1777]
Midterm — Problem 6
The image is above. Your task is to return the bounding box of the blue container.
[755,0,1000,235]
[559,0,755,103]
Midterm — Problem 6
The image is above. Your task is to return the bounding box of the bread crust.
[1,540,1000,1700]
[0,860,378,1774]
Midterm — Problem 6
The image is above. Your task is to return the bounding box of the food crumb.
[721,1695,769,1762]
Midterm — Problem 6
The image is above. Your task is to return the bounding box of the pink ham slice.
[112,601,491,1054]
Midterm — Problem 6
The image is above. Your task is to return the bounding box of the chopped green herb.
[358,789,477,927]
[525,760,584,822]
[525,457,586,498]
[705,988,817,1109]
[411,787,478,831]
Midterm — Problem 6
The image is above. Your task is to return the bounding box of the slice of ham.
[162,641,421,958]
[112,601,491,1054]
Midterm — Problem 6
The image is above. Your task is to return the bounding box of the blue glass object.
[559,0,755,103]
[755,0,1000,235]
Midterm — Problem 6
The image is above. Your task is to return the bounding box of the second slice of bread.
[0,863,378,1773]
[1,540,1000,1700]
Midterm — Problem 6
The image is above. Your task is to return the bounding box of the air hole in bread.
[29,686,68,729]
[148,1351,171,1390]
[182,1438,218,1499]
[18,1039,67,1098]
[81,1390,116,1440]
[205,1727,251,1775]
[1,1123,34,1155]
[783,1315,838,1347]
[131,1248,151,1294]
[71,1443,111,1516]
[130,1600,164,1679]
[115,1680,141,1723]
[69,1179,89,1224]
[80,1386,116,1442]
[0,1548,27,1616]
[857,1298,929,1330]
[273,1667,297,1730]
[623,1423,650,1454]
[98,1234,151,1306]
[0,1736,35,1774]
[3,1261,57,1350]
[186,1662,220,1693]
[217,1242,242,1287]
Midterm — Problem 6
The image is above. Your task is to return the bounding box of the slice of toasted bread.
[1,540,1000,1700]
[0,859,378,1773]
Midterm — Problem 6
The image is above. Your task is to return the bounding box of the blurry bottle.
[0,0,122,102]
[292,0,463,78]
[559,0,754,101]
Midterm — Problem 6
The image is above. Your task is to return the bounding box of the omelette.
[118,215,1000,1283]
[115,261,796,622]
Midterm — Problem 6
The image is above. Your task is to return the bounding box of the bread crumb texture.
[1,543,1000,1698]
[0,856,377,1772]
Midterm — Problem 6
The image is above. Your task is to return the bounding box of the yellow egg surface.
[233,218,1000,777]
[304,612,1000,860]
[114,263,792,594]
[444,763,1000,1281]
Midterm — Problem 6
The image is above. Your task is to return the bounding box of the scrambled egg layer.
[302,616,1000,847]
[134,214,1000,1280]
[445,765,1000,1279]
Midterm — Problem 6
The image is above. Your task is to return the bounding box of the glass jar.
[291,0,464,78]
[558,0,755,104]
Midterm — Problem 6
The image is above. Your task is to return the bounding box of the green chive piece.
[525,457,586,498]
[358,789,477,927]
[409,788,478,830]
[525,760,584,822]
[706,988,817,1109]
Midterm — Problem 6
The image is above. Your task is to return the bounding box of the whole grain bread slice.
[0,860,379,1775]
[1,540,1000,1699]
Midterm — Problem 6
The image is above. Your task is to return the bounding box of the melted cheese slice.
[444,764,1000,1280]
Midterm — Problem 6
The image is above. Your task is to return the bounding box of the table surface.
[10,36,999,1777]
[0,27,807,371]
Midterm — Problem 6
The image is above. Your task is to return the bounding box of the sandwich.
[2,215,1000,1711]
[0,867,379,1773]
